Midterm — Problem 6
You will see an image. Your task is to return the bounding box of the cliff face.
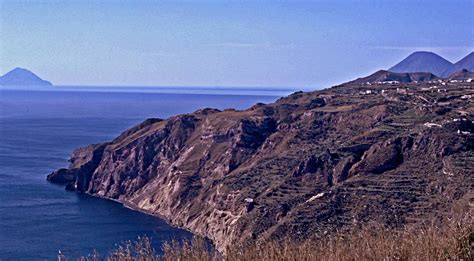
[48,81,474,251]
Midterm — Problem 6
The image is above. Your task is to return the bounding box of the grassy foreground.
[77,217,473,261]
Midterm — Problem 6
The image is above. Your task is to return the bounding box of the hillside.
[48,77,474,252]
[0,67,52,86]
[448,69,474,81]
[389,51,453,77]
[444,52,474,76]
[454,52,474,71]
[346,70,439,84]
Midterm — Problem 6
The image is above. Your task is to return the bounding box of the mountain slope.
[347,70,439,85]
[443,52,474,76]
[455,52,474,70]
[389,51,454,77]
[0,68,53,86]
[48,78,474,252]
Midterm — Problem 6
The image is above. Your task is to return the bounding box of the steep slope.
[443,52,474,76]
[0,67,53,86]
[347,70,439,85]
[389,51,453,77]
[48,80,474,252]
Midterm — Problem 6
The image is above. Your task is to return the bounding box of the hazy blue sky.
[0,0,472,88]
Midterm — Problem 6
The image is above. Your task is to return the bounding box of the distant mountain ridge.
[347,70,439,85]
[389,51,474,77]
[0,68,52,86]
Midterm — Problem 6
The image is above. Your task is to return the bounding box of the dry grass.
[224,221,473,261]
[79,216,473,261]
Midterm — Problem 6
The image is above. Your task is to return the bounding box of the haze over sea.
[0,86,294,259]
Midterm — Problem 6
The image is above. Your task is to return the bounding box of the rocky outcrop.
[47,143,108,190]
[348,137,408,175]
[48,79,474,252]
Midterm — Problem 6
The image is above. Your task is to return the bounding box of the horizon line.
[48,84,315,90]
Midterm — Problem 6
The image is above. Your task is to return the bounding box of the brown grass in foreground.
[79,217,473,261]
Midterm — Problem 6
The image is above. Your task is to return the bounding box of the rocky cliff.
[48,79,474,252]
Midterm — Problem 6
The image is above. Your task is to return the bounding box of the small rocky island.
[48,68,473,252]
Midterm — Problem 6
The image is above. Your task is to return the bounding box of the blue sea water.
[0,87,290,259]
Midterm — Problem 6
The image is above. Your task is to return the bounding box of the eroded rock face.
[47,143,108,190]
[48,81,474,252]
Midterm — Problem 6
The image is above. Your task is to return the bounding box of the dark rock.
[47,168,75,184]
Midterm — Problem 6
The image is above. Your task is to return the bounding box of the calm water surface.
[0,87,287,259]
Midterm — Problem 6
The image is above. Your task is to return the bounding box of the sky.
[0,0,472,89]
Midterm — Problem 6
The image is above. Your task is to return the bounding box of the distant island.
[0,67,53,86]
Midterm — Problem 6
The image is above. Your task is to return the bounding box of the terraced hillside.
[48,78,474,252]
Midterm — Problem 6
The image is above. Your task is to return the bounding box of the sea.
[0,86,296,260]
